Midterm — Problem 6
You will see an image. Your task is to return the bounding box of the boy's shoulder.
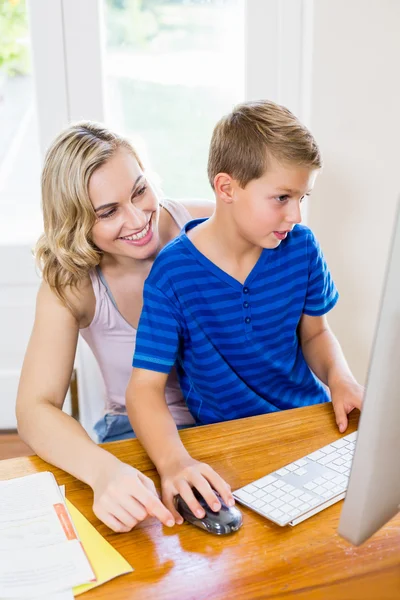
[288,224,319,250]
[146,232,191,288]
[290,223,315,240]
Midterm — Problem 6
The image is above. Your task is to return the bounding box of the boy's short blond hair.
[207,100,322,189]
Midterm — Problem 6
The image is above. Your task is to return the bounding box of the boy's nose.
[286,201,302,225]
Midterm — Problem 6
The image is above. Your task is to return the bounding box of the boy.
[126,100,363,525]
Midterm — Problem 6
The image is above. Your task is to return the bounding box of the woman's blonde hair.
[208,100,322,189]
[35,121,143,305]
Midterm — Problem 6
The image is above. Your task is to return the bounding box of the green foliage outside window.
[0,0,29,76]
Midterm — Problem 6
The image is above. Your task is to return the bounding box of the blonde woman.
[16,122,214,532]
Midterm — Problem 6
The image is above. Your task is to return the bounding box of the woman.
[16,122,214,532]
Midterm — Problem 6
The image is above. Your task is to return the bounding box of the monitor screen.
[338,201,400,545]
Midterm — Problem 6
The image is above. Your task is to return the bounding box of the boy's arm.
[126,367,234,522]
[298,313,364,433]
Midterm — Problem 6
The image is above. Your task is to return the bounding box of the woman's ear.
[213,173,234,204]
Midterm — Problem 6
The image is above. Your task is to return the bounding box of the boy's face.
[229,159,318,249]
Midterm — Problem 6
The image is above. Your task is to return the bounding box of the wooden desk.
[1,404,399,600]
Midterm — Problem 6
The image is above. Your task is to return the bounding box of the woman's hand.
[159,455,235,524]
[91,458,175,532]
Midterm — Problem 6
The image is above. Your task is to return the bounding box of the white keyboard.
[233,431,357,527]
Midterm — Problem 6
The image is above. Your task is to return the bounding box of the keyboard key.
[321,445,336,454]
[294,467,307,476]
[291,489,303,498]
[333,475,347,485]
[264,484,278,494]
[252,499,265,509]
[321,472,336,481]
[338,447,350,455]
[272,489,285,499]
[321,490,334,498]
[314,477,326,485]
[314,486,326,495]
[322,481,335,490]
[281,493,295,503]
[336,466,348,474]
[259,503,275,513]
[286,464,297,472]
[243,483,258,494]
[274,480,286,489]
[332,458,345,466]
[254,489,267,499]
[328,464,343,473]
[270,509,284,519]
[282,484,295,492]
[271,499,284,509]
[294,459,308,467]
[234,489,254,503]
[345,432,358,442]
[263,494,275,503]
[290,498,303,508]
[308,450,325,461]
[276,467,290,476]
[318,453,340,465]
[304,482,317,490]
[254,475,277,488]
[300,493,313,502]
[308,497,320,507]
[333,485,345,493]
[331,439,349,449]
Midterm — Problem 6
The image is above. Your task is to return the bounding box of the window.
[103,0,244,199]
[0,0,42,244]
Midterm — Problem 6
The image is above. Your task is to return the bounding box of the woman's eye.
[99,208,117,219]
[276,195,289,203]
[136,185,147,197]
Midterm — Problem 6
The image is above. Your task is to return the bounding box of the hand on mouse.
[159,455,235,524]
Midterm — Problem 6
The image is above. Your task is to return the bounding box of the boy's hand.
[91,457,175,532]
[159,456,235,524]
[330,379,364,433]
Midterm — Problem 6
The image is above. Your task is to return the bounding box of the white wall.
[307,0,400,384]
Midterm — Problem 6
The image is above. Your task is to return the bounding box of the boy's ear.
[214,173,234,204]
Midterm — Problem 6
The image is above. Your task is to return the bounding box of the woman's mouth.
[118,219,153,246]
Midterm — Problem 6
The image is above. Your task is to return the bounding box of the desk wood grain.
[1,404,399,600]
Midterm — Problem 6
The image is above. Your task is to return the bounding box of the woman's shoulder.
[179,198,215,219]
[38,274,95,328]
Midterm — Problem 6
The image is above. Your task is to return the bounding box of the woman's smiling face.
[90,147,161,261]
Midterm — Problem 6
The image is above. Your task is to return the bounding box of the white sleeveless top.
[79,199,195,426]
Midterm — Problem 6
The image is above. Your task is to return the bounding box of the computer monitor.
[338,201,400,546]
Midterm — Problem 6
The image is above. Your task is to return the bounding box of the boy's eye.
[276,195,289,203]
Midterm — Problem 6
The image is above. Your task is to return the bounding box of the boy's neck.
[187,209,262,284]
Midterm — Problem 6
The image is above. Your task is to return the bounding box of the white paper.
[0,472,95,598]
[2,589,74,600]
[0,473,66,522]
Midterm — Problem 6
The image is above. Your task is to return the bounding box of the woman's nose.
[123,204,148,231]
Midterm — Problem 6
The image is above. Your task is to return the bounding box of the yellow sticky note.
[65,499,133,596]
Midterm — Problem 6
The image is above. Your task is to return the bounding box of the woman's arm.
[16,282,174,531]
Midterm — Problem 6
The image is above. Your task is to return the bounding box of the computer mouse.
[174,488,243,535]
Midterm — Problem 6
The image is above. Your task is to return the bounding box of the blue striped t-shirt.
[133,219,339,425]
